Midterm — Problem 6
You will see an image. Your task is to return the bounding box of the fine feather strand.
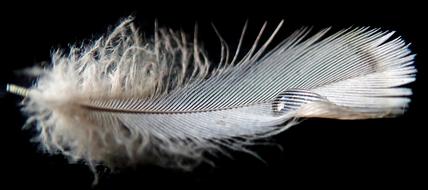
[10,17,415,172]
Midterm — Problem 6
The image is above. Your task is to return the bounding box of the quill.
[7,17,416,173]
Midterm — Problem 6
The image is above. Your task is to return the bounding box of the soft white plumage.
[7,17,416,173]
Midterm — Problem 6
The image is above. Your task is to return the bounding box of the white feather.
[7,17,416,173]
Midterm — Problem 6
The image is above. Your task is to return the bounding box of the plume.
[7,17,416,173]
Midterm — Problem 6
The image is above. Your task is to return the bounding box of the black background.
[0,3,426,189]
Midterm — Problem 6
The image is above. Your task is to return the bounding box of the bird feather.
[7,17,416,172]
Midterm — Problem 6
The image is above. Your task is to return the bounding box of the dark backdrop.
[0,4,425,189]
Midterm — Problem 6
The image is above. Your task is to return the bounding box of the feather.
[7,17,416,173]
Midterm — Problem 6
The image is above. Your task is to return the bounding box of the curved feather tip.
[9,17,416,176]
